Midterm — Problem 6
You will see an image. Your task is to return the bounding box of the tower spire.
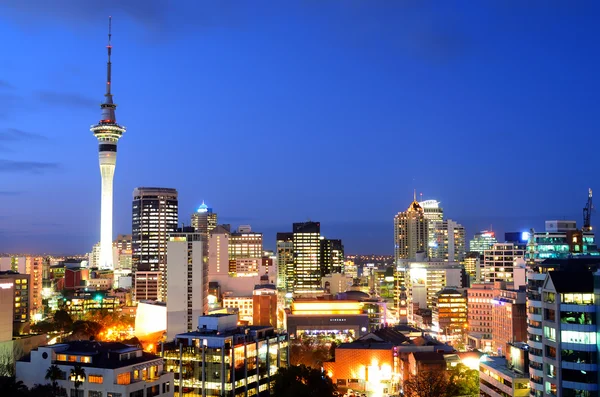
[413,189,417,201]
[105,16,113,103]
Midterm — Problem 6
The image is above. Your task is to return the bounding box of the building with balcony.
[16,341,173,397]
[161,313,288,397]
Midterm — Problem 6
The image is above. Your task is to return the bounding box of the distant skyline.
[0,1,599,255]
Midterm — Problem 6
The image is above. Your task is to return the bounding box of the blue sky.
[0,1,598,254]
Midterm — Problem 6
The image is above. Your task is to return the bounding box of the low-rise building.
[17,341,174,397]
[479,356,529,397]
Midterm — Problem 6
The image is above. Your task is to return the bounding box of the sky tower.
[91,17,126,270]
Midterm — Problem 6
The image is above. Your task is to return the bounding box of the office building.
[276,232,293,292]
[394,195,428,262]
[223,296,253,323]
[466,283,494,352]
[0,280,14,341]
[0,271,30,335]
[528,221,598,262]
[229,226,263,260]
[161,313,289,397]
[463,252,481,281]
[320,238,345,275]
[166,227,207,340]
[483,243,525,284]
[292,221,322,295]
[132,187,178,301]
[133,271,162,301]
[429,219,466,262]
[432,287,467,341]
[113,234,132,271]
[191,201,218,237]
[479,355,529,397]
[253,284,277,327]
[208,225,231,277]
[419,199,444,257]
[17,341,173,397]
[470,231,497,256]
[90,19,126,270]
[491,287,527,357]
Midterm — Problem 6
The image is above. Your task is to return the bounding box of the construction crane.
[583,188,593,232]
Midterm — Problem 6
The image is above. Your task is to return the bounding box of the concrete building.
[479,356,529,397]
[229,226,263,260]
[133,271,162,301]
[491,287,527,357]
[320,238,345,275]
[132,187,179,301]
[432,287,467,341]
[322,273,354,295]
[292,222,322,294]
[0,271,30,335]
[223,296,253,324]
[253,284,277,327]
[0,280,14,341]
[469,231,497,256]
[90,20,126,270]
[466,283,495,352]
[394,196,428,262]
[166,227,207,340]
[276,232,293,292]
[419,199,444,258]
[17,341,173,397]
[208,225,231,277]
[483,243,525,284]
[429,219,466,262]
[285,300,369,339]
[113,234,132,271]
[161,313,289,397]
[191,201,217,237]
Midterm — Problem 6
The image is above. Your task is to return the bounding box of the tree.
[290,338,331,369]
[0,376,29,397]
[447,363,479,397]
[273,365,336,397]
[27,384,56,397]
[403,370,452,397]
[53,310,73,333]
[70,364,85,396]
[45,364,63,396]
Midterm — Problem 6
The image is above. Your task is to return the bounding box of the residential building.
[292,221,322,295]
[161,313,289,397]
[166,227,207,340]
[134,271,162,301]
[470,231,497,256]
[491,287,527,357]
[113,234,132,271]
[253,284,277,327]
[394,195,428,262]
[483,243,525,284]
[419,199,444,258]
[17,341,173,397]
[208,225,231,277]
[25,257,43,319]
[132,187,179,301]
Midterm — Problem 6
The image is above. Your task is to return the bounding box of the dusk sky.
[0,1,599,255]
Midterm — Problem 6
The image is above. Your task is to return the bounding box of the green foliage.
[45,364,64,396]
[447,363,479,397]
[273,365,336,397]
[403,365,479,397]
[289,338,333,369]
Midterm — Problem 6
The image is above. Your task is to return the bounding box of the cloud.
[35,91,97,108]
[0,159,59,174]
[0,190,21,195]
[0,128,46,142]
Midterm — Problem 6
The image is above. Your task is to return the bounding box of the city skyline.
[1,2,599,254]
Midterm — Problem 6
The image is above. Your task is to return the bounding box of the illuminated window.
[81,356,91,363]
[88,375,103,384]
[116,372,131,385]
[57,354,67,361]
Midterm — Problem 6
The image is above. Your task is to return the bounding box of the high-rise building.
[483,243,525,284]
[132,187,178,301]
[113,234,132,271]
[394,196,428,261]
[469,230,497,255]
[320,238,344,275]
[419,199,444,257]
[166,227,207,339]
[466,283,495,353]
[491,286,527,357]
[229,226,263,260]
[90,18,126,270]
[463,251,481,281]
[0,271,30,335]
[208,225,231,277]
[26,257,43,319]
[431,287,467,341]
[292,221,321,295]
[191,201,217,237]
[429,219,466,262]
[276,232,293,292]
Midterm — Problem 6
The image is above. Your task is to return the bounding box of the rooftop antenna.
[413,189,417,201]
[106,16,112,99]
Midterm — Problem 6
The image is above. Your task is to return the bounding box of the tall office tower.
[166,227,207,339]
[276,232,294,292]
[320,238,345,275]
[132,187,178,302]
[90,18,126,270]
[483,243,525,284]
[113,234,132,271]
[208,225,231,277]
[469,230,497,255]
[292,221,321,295]
[419,199,444,257]
[394,196,428,311]
[191,201,217,237]
[429,219,466,262]
[25,257,43,319]
[229,226,263,260]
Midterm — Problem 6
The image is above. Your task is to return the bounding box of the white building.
[222,295,253,324]
[483,243,525,284]
[322,273,353,295]
[166,228,206,340]
[17,341,173,397]
[429,219,466,262]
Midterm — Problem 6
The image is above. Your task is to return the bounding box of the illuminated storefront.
[285,300,369,339]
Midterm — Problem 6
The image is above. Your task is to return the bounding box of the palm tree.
[70,364,86,397]
[45,364,63,396]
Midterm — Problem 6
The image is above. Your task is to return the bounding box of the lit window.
[88,375,103,384]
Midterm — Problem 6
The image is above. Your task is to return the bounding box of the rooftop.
[480,357,529,380]
[548,271,594,293]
